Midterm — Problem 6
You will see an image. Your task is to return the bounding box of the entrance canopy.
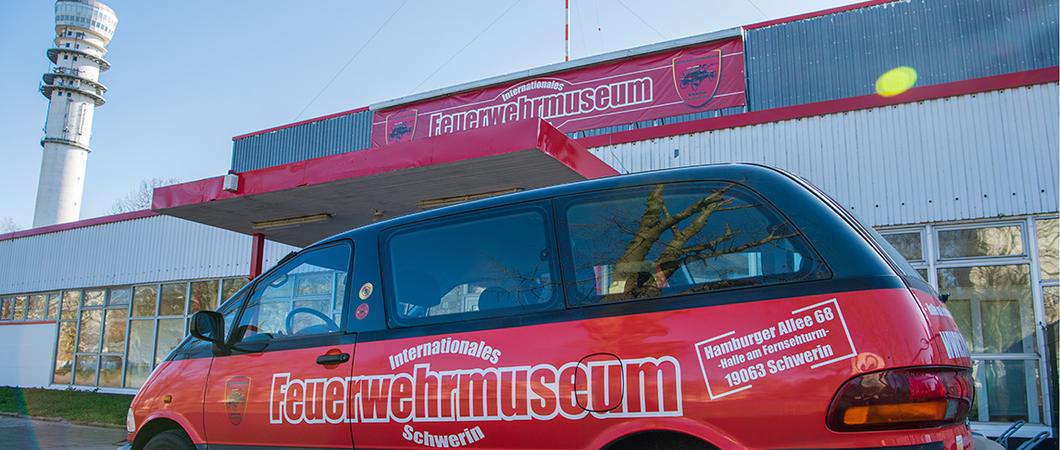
[152,119,617,247]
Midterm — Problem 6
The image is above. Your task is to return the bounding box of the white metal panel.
[589,84,1059,227]
[0,323,57,388]
[0,215,297,295]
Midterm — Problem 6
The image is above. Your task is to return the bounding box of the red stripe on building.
[744,0,903,30]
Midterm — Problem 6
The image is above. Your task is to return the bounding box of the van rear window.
[558,182,829,305]
[385,206,559,325]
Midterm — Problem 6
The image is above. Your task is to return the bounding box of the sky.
[0,0,858,229]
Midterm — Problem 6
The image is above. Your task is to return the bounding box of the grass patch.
[0,386,132,427]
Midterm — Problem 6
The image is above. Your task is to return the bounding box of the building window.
[36,277,249,390]
[879,215,1059,428]
[0,293,59,323]
[937,225,1024,259]
[881,230,924,262]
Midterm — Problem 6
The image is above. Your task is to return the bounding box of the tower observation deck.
[33,0,118,227]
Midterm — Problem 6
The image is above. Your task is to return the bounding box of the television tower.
[33,0,118,227]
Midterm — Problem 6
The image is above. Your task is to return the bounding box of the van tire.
[604,431,717,450]
[143,429,195,450]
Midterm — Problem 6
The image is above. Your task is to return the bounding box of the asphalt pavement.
[0,415,126,450]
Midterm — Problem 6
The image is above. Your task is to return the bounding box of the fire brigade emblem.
[225,376,251,425]
[672,49,723,108]
[384,109,418,144]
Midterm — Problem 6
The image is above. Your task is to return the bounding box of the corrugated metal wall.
[0,215,298,295]
[746,0,1059,109]
[588,83,1059,228]
[231,109,373,172]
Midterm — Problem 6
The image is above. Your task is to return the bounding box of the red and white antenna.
[565,0,571,61]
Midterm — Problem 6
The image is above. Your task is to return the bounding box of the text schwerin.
[269,356,682,425]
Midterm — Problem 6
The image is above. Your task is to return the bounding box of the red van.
[123,164,974,450]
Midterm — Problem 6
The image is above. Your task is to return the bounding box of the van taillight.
[827,368,973,432]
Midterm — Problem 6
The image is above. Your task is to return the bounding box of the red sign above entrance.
[372,38,746,146]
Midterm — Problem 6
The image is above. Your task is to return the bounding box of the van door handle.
[316,352,350,365]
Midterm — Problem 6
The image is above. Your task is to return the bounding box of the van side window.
[558,182,829,305]
[385,206,558,325]
[232,243,351,340]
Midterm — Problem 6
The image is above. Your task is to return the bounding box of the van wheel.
[143,429,195,450]
[605,431,716,450]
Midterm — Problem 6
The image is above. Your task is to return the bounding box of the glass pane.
[882,231,923,261]
[237,245,350,338]
[102,308,128,353]
[388,210,556,321]
[52,322,76,384]
[561,182,828,305]
[980,359,1040,423]
[938,225,1023,259]
[296,274,332,296]
[1,298,11,320]
[12,296,26,321]
[76,309,103,353]
[221,277,248,302]
[61,291,79,320]
[937,265,1035,353]
[159,283,186,316]
[189,280,219,314]
[98,355,123,388]
[132,285,157,317]
[916,268,928,280]
[47,293,60,319]
[1045,285,1059,335]
[83,289,105,307]
[27,295,47,320]
[154,318,185,365]
[108,287,132,306]
[125,320,155,388]
[1037,218,1058,280]
[970,360,983,422]
[1044,286,1058,416]
[73,354,98,386]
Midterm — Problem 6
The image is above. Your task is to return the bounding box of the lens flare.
[875,66,918,97]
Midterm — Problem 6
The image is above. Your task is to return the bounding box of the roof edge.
[744,0,903,30]
[0,210,157,242]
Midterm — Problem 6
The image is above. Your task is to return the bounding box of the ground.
[0,415,126,450]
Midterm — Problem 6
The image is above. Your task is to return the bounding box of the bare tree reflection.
[571,183,808,302]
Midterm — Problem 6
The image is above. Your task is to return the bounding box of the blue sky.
[0,0,855,228]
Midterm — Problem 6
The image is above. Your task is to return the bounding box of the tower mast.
[33,0,118,227]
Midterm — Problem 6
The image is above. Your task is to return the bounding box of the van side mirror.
[189,310,225,347]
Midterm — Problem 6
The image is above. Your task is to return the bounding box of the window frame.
[227,240,355,347]
[552,181,831,308]
[877,214,1058,429]
[380,201,564,328]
